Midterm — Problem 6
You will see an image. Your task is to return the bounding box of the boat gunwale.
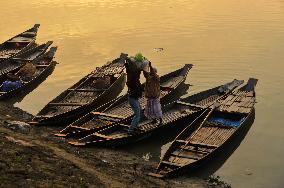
[153,79,257,178]
[34,55,128,125]
[0,41,53,77]
[57,64,193,137]
[0,24,40,61]
[0,46,57,100]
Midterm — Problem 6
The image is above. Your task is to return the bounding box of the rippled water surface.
[1,0,284,187]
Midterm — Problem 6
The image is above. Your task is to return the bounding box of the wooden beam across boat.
[48,102,88,106]
[161,161,183,167]
[91,112,126,119]
[187,141,218,149]
[67,88,106,92]
[176,101,205,109]
[94,133,113,139]
[175,140,218,149]
[35,64,50,68]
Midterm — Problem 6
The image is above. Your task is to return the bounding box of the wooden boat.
[56,64,193,139]
[0,41,53,77]
[0,24,40,61]
[148,78,258,178]
[33,53,128,126]
[0,47,58,100]
[67,79,243,147]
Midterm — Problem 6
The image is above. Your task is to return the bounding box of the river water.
[1,0,284,187]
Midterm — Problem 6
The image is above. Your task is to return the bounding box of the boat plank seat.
[11,57,33,61]
[176,140,218,149]
[35,64,50,68]
[109,133,128,138]
[54,133,67,137]
[169,156,197,164]
[7,38,33,43]
[68,125,90,131]
[188,141,218,149]
[161,160,183,167]
[55,126,91,136]
[0,92,7,94]
[94,132,113,139]
[67,88,106,92]
[176,101,205,109]
[91,112,126,119]
[175,139,187,144]
[48,102,88,106]
[36,115,53,118]
[171,151,200,160]
[182,146,211,154]
[118,123,130,128]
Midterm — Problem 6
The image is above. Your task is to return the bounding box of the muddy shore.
[0,102,229,188]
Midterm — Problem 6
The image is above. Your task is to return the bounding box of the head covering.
[136,60,149,70]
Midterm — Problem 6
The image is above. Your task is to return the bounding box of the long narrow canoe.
[0,24,40,61]
[56,64,193,139]
[0,47,58,100]
[33,53,129,126]
[149,78,257,178]
[0,41,53,77]
[68,79,243,147]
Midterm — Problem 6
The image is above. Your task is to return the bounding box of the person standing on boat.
[124,57,147,133]
[143,62,163,124]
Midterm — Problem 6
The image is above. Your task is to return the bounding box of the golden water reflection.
[0,0,284,187]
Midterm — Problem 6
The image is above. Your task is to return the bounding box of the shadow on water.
[122,108,256,178]
[3,62,57,105]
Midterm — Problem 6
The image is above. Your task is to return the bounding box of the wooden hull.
[57,64,193,139]
[0,24,40,62]
[67,79,244,147]
[35,73,126,126]
[34,54,128,126]
[0,47,57,100]
[0,41,53,78]
[158,109,255,178]
[73,110,203,148]
[150,78,258,178]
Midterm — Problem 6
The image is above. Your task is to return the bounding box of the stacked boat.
[0,25,58,100]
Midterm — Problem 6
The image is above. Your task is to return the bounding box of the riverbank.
[0,102,229,187]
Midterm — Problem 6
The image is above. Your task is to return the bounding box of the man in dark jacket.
[124,58,144,133]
